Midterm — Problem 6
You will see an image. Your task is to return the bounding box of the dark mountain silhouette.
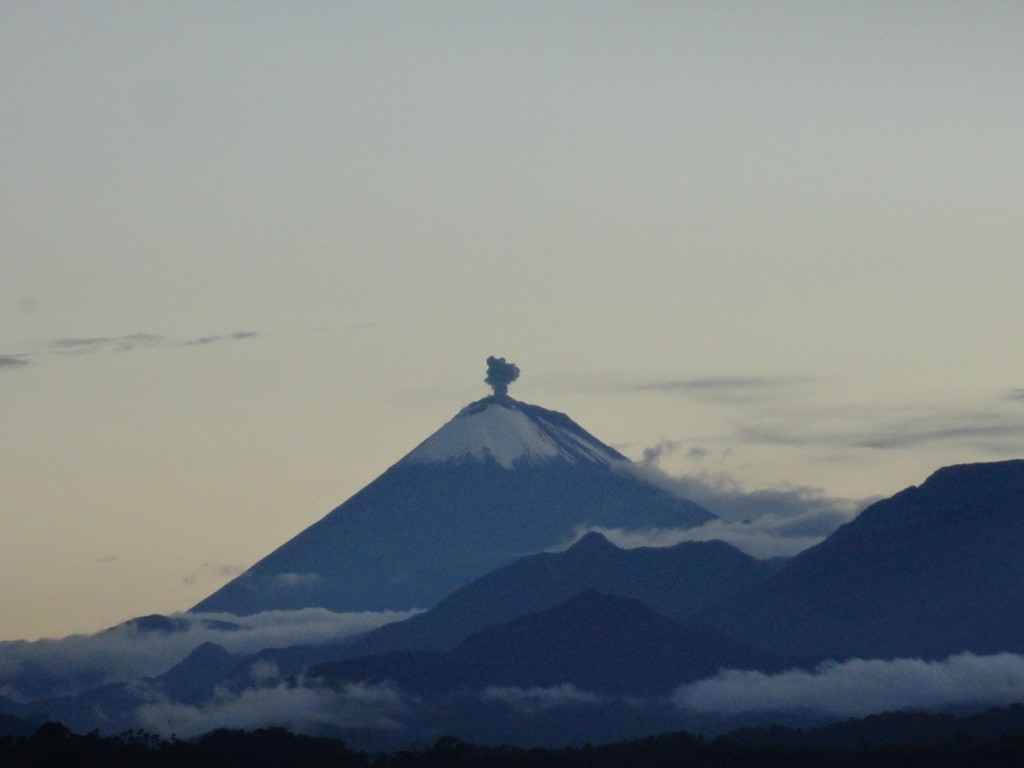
[313,591,784,696]
[726,703,1024,749]
[132,537,785,706]
[13,710,1024,766]
[0,709,40,738]
[151,642,239,702]
[343,532,784,657]
[193,394,714,616]
[17,643,243,735]
[35,590,779,741]
[705,460,1024,659]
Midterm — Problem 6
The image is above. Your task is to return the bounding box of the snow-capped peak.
[399,395,627,469]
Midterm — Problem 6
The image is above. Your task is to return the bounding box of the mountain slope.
[193,394,714,616]
[343,532,784,657]
[314,591,783,696]
[705,460,1024,660]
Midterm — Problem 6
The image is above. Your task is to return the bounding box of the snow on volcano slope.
[400,395,625,469]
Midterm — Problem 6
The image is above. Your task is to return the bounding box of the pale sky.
[3,2,1024,641]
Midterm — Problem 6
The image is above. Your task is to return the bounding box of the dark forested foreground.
[8,718,1024,768]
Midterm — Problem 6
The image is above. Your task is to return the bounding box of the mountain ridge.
[704,459,1024,659]
[313,591,786,696]
[341,531,784,658]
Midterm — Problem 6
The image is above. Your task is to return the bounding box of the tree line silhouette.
[6,721,1024,768]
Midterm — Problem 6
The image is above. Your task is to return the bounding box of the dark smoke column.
[485,356,520,397]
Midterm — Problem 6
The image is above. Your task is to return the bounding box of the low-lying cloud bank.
[136,681,605,738]
[135,652,1024,739]
[673,653,1024,718]
[0,608,419,701]
[136,678,413,738]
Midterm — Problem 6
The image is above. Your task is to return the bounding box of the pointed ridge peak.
[566,531,620,554]
[180,641,232,664]
[155,641,233,682]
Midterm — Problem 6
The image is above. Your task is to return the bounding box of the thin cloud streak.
[740,412,1024,452]
[0,355,30,370]
[40,331,260,355]
[604,373,1024,458]
[51,334,166,353]
[178,331,259,347]
[630,376,816,404]
[2,331,260,370]
[183,563,248,588]
[179,336,222,347]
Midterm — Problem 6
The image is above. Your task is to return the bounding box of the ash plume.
[485,356,520,397]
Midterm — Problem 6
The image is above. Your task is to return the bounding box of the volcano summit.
[193,359,715,616]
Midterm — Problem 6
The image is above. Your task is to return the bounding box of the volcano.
[192,362,715,616]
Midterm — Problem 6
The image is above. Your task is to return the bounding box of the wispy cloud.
[3,331,261,368]
[739,410,1024,452]
[183,563,248,588]
[51,334,167,353]
[0,355,30,370]
[610,371,1024,458]
[52,332,261,354]
[594,442,867,558]
[631,376,815,404]
[269,573,322,589]
[630,441,866,524]
[179,336,222,347]
[178,331,259,346]
[673,652,1024,718]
